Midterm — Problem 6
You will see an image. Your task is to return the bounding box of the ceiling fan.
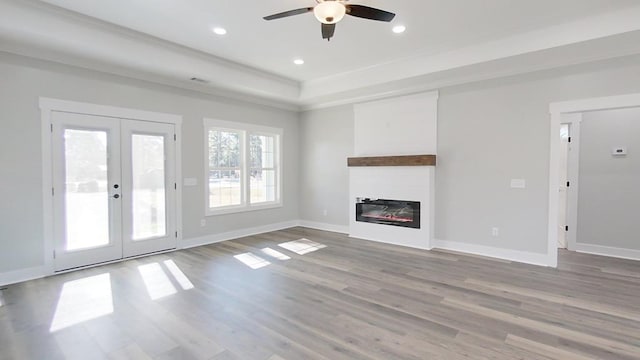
[263,0,396,41]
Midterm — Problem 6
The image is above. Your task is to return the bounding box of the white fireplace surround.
[350,166,434,249]
[349,91,438,249]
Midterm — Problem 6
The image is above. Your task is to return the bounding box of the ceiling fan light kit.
[263,0,395,41]
[314,1,346,24]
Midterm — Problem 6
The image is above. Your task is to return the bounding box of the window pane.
[63,129,109,250]
[250,135,275,169]
[209,130,240,168]
[131,134,166,240]
[250,170,276,203]
[209,170,241,207]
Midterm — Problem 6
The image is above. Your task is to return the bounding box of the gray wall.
[299,106,353,226]
[4,51,640,274]
[577,108,640,250]
[0,53,299,273]
[299,55,640,255]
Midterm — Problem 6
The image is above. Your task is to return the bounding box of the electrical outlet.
[323,209,328,216]
[200,219,206,227]
[492,227,499,237]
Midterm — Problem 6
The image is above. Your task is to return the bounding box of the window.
[204,119,282,214]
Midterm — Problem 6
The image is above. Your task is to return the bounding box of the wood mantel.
[347,154,436,167]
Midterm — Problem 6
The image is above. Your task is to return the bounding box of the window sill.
[206,202,282,216]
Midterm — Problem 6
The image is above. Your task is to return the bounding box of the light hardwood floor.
[1,227,639,359]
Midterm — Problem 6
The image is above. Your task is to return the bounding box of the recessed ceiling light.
[293,59,305,65]
[212,27,227,35]
[392,25,406,34]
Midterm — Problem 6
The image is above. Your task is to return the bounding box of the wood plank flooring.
[1,227,639,359]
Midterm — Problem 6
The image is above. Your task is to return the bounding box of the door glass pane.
[132,134,166,240]
[64,129,109,250]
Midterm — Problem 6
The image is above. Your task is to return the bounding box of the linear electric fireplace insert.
[355,198,420,229]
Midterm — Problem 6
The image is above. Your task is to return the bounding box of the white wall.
[0,52,299,274]
[299,55,640,259]
[577,107,640,251]
[353,92,438,156]
[349,92,438,249]
[299,106,353,227]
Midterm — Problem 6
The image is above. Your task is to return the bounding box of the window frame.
[204,119,282,216]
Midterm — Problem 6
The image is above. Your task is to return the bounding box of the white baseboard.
[180,220,300,249]
[432,239,551,267]
[297,220,349,234]
[0,266,46,287]
[574,243,640,261]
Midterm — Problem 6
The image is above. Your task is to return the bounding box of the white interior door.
[557,124,570,248]
[52,112,176,271]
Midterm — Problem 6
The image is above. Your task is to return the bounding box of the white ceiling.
[35,0,639,80]
[2,0,640,108]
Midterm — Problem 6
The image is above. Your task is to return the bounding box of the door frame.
[547,92,640,267]
[40,97,183,275]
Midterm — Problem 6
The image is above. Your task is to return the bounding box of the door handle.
[113,194,120,199]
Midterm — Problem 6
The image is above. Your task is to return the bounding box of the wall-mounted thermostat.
[612,147,627,156]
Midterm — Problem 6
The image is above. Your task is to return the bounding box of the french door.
[51,111,176,271]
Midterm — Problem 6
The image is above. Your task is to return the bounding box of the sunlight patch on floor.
[50,273,113,332]
[261,247,291,260]
[234,253,271,269]
[163,259,194,290]
[138,262,177,300]
[278,238,327,255]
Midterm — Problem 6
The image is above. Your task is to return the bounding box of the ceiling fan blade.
[321,23,336,41]
[346,5,395,22]
[263,7,313,21]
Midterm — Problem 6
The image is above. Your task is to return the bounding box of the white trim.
[574,243,640,262]
[547,111,561,267]
[549,93,640,114]
[431,239,550,267]
[206,203,284,216]
[203,119,281,134]
[298,220,349,234]
[39,98,182,124]
[302,88,440,111]
[175,123,183,247]
[548,92,640,268]
[0,266,46,287]
[180,221,299,249]
[39,97,183,275]
[41,100,55,275]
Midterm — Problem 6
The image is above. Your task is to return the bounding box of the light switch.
[510,179,526,189]
[183,178,198,186]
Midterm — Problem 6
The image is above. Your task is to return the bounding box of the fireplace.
[355,198,420,229]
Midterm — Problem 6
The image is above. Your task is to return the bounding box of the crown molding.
[299,5,640,101]
[0,0,300,105]
[2,1,640,112]
[0,49,302,112]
